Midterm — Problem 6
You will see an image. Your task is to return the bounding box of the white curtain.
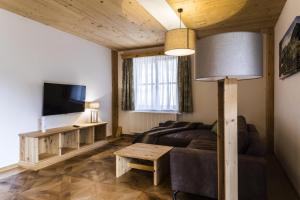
[133,55,178,111]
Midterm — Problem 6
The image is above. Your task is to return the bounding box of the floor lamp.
[195,32,263,200]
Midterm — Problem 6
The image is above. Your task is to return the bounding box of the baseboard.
[0,164,18,173]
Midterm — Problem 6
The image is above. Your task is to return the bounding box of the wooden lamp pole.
[218,78,238,200]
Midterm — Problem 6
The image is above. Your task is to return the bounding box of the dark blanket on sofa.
[133,121,215,147]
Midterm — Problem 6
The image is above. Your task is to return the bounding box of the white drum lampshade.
[195,32,263,81]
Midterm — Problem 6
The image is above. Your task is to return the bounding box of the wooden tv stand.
[19,122,107,170]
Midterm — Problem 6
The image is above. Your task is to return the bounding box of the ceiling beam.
[137,0,185,30]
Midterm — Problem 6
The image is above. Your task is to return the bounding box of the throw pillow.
[211,121,218,134]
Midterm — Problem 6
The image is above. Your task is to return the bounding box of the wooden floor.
[0,137,299,200]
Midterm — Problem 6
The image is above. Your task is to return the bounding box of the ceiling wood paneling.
[0,0,166,50]
[167,0,286,37]
[167,0,248,29]
[0,0,286,50]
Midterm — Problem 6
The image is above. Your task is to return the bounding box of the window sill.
[130,110,180,114]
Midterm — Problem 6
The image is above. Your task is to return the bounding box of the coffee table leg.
[154,160,159,186]
[153,154,170,186]
[116,155,131,178]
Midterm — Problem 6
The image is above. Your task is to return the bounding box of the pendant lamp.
[164,8,196,56]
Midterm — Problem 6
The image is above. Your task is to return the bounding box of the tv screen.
[43,83,86,116]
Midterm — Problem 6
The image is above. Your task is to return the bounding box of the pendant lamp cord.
[178,8,183,29]
[179,10,181,28]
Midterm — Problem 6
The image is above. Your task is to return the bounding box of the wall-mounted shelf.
[19,122,107,170]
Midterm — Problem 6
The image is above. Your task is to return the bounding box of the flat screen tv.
[43,83,86,116]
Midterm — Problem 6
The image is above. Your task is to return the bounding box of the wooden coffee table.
[114,143,173,186]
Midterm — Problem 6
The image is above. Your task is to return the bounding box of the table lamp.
[196,32,263,200]
[86,102,100,123]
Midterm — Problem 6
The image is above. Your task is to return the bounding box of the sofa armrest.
[170,148,218,198]
[170,148,267,200]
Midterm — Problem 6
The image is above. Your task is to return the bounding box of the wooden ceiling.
[0,0,166,50]
[167,0,248,29]
[0,0,286,50]
[167,0,287,37]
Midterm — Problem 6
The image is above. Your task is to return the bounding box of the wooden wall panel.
[265,29,275,153]
[112,50,119,137]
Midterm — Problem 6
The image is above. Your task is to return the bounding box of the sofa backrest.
[245,124,267,157]
[238,116,250,153]
[238,116,266,156]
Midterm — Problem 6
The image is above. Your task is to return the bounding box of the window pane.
[133,55,178,112]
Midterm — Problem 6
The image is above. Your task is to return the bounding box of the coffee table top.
[114,143,173,161]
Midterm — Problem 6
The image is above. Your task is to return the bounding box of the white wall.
[0,9,112,168]
[274,0,300,195]
[118,42,267,138]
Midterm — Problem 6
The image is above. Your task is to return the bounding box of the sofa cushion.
[211,121,217,134]
[187,139,217,151]
[157,129,216,147]
[194,116,248,153]
[246,124,266,157]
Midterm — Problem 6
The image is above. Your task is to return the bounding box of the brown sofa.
[134,116,267,200]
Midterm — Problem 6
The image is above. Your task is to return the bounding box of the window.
[133,55,178,112]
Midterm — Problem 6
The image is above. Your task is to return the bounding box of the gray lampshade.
[195,32,263,81]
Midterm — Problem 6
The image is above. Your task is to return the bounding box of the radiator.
[119,112,178,134]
